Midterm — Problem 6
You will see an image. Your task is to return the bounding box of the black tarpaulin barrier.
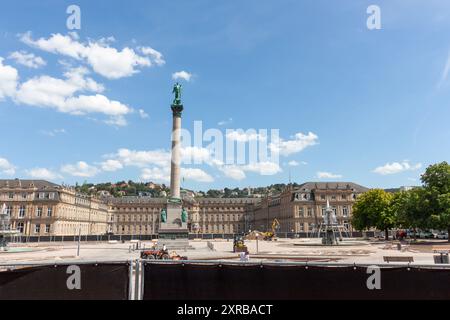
[142,262,450,300]
[0,263,130,300]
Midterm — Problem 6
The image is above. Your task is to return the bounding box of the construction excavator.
[263,218,281,241]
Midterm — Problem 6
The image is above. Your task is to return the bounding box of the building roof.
[197,198,260,204]
[0,179,61,189]
[295,182,369,193]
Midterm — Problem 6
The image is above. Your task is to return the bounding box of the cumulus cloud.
[216,161,281,181]
[181,168,213,183]
[107,148,171,168]
[140,167,170,183]
[373,161,422,175]
[270,132,318,156]
[226,130,266,142]
[317,171,343,179]
[25,168,62,180]
[172,71,193,82]
[0,157,16,176]
[218,118,233,126]
[21,32,165,79]
[219,165,247,180]
[0,58,18,100]
[12,66,132,124]
[100,159,123,172]
[138,109,149,119]
[8,51,46,69]
[61,161,100,177]
[181,146,212,164]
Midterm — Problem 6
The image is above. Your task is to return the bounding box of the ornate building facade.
[109,196,258,236]
[251,182,369,234]
[0,179,368,237]
[0,179,109,236]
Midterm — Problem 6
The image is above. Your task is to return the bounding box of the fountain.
[316,200,350,245]
[0,203,20,251]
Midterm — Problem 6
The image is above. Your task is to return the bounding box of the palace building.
[0,179,109,237]
[0,179,368,237]
[251,182,369,234]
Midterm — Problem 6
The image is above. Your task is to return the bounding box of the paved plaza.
[1,238,448,266]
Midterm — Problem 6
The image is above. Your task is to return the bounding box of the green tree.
[351,189,394,240]
[391,188,429,239]
[421,162,450,241]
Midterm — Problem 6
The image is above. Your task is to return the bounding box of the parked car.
[435,232,449,240]
[418,231,434,239]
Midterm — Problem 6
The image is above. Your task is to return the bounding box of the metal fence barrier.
[5,231,375,244]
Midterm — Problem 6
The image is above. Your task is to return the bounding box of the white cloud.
[181,168,214,183]
[219,165,246,180]
[0,157,16,176]
[100,159,123,172]
[270,132,318,156]
[138,109,149,119]
[317,171,343,179]
[0,58,18,100]
[25,168,62,180]
[108,148,171,168]
[61,161,100,177]
[226,130,266,142]
[140,167,170,183]
[13,66,131,124]
[172,71,193,82]
[181,146,212,164]
[40,129,66,137]
[244,161,281,176]
[373,161,422,175]
[139,47,165,66]
[8,51,46,69]
[21,32,165,79]
[288,160,300,166]
[218,118,233,126]
[216,161,281,180]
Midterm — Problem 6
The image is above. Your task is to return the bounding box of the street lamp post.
[76,225,81,257]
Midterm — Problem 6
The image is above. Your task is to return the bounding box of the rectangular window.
[19,206,26,217]
[6,206,12,215]
[37,207,42,217]
[45,225,51,233]
[343,206,349,217]
[8,193,14,199]
[17,222,24,233]
[47,207,52,217]
[35,224,41,233]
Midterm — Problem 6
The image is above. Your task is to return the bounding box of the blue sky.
[0,0,449,191]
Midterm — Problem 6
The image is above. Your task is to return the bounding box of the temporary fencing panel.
[0,262,130,300]
[142,262,450,300]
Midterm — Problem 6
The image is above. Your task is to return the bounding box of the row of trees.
[352,162,450,241]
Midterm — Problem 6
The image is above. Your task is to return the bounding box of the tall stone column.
[158,83,190,249]
[170,106,182,199]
